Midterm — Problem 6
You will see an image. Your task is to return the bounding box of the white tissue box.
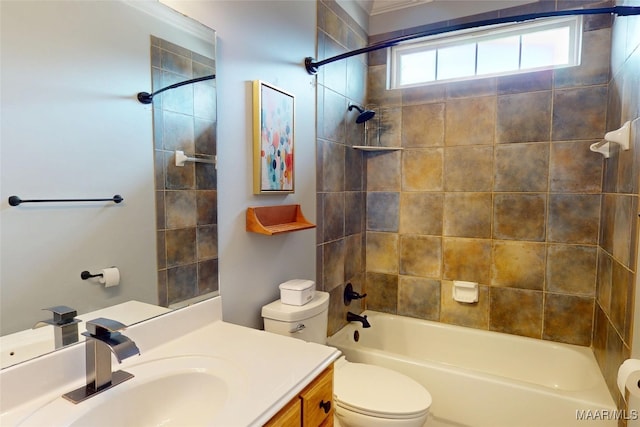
[279,279,315,306]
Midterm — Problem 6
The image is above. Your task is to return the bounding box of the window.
[389,16,582,88]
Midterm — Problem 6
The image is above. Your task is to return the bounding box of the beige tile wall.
[151,37,218,307]
[364,3,613,347]
[593,0,640,410]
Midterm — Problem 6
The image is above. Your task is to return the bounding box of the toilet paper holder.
[80,267,120,287]
[81,270,104,280]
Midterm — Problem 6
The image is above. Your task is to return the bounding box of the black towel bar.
[8,195,123,206]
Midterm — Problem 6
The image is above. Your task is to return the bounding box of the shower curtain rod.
[304,6,640,74]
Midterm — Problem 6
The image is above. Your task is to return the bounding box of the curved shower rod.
[305,6,640,75]
[137,74,215,104]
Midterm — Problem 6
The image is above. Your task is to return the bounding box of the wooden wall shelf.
[246,204,316,235]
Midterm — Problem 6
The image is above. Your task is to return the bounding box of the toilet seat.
[334,361,432,420]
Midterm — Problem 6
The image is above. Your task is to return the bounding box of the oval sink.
[18,356,247,426]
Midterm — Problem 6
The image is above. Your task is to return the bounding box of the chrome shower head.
[348,104,376,124]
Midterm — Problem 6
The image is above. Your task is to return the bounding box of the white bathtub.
[327,311,617,427]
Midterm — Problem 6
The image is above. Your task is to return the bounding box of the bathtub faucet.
[347,311,371,328]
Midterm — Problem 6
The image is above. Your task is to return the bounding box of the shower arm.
[137,74,215,104]
[304,6,640,74]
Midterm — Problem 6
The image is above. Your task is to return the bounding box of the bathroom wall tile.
[402,103,444,147]
[346,112,365,147]
[546,245,597,296]
[493,193,546,241]
[599,193,616,254]
[442,238,491,284]
[552,86,607,141]
[160,41,192,75]
[597,248,613,315]
[548,194,601,244]
[604,321,625,402]
[365,272,398,314]
[402,148,443,191]
[543,294,594,346]
[376,106,402,148]
[491,241,545,290]
[157,269,168,308]
[494,143,549,192]
[346,57,366,103]
[549,140,603,193]
[197,225,218,260]
[318,139,345,192]
[165,190,197,229]
[402,84,446,105]
[554,28,611,88]
[196,190,217,226]
[162,71,194,116]
[164,150,195,190]
[155,190,165,229]
[367,192,399,232]
[198,258,218,295]
[163,110,195,152]
[194,118,216,156]
[593,303,608,372]
[165,228,196,267]
[167,264,197,306]
[319,2,348,48]
[444,146,493,191]
[195,162,216,191]
[496,91,551,143]
[400,235,442,278]
[345,191,365,236]
[443,193,492,238]
[323,88,347,143]
[345,233,364,282]
[398,276,440,321]
[153,108,164,150]
[366,232,399,274]
[497,70,552,95]
[157,230,166,270]
[611,260,632,337]
[489,287,543,338]
[323,37,347,96]
[194,84,216,121]
[440,281,489,329]
[367,150,401,191]
[399,192,443,236]
[323,239,346,292]
[447,77,496,98]
[328,283,349,336]
[323,192,345,241]
[368,64,401,106]
[613,194,633,268]
[445,97,495,146]
[345,147,363,191]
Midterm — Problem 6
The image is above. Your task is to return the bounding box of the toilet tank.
[261,291,329,344]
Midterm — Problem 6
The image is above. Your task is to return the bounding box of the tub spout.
[347,311,371,328]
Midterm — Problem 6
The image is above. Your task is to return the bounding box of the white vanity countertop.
[0,296,341,426]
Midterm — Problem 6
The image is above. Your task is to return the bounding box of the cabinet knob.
[319,400,331,414]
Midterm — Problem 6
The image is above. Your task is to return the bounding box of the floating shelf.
[353,146,403,152]
[246,204,316,235]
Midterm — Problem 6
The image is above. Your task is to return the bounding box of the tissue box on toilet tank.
[279,279,315,306]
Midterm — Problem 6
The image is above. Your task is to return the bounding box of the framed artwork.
[253,80,295,194]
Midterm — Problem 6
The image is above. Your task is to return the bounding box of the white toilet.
[262,291,432,427]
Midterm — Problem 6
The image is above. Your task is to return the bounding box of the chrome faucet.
[33,305,82,349]
[347,311,371,328]
[63,318,140,404]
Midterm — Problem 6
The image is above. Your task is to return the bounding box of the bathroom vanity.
[0,296,340,426]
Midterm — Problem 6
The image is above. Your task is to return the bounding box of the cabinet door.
[300,365,334,427]
[264,397,301,427]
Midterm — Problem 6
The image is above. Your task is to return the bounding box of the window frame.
[389,16,583,89]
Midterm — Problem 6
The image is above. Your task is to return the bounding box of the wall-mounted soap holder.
[590,121,631,158]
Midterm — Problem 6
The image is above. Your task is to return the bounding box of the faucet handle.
[85,317,127,337]
[44,305,79,324]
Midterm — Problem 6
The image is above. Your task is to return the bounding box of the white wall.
[0,0,214,334]
[160,0,318,328]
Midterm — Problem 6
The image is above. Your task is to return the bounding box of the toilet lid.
[334,362,432,419]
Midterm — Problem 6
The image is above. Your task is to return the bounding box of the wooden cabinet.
[265,364,334,427]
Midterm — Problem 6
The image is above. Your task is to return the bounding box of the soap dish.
[453,281,478,303]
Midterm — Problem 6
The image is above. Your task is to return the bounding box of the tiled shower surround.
[151,36,218,307]
[316,0,639,410]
